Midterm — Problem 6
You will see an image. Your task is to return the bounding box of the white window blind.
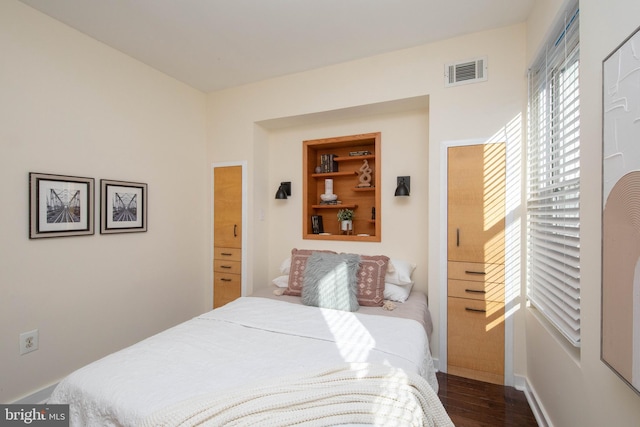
[527,3,580,347]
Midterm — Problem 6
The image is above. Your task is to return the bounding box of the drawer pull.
[220,252,233,256]
[456,228,460,247]
[465,289,486,294]
[220,265,232,269]
[220,278,232,282]
[465,270,486,275]
[465,307,487,313]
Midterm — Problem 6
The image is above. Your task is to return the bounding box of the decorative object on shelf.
[320,178,338,203]
[337,208,354,235]
[349,150,372,156]
[357,159,373,188]
[394,176,411,197]
[29,172,95,239]
[100,179,148,234]
[275,181,291,199]
[371,207,376,220]
[311,215,324,234]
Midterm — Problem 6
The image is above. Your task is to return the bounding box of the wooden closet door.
[447,144,505,265]
[214,166,242,248]
[447,143,506,385]
[213,166,242,308]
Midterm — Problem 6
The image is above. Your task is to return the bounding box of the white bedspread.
[49,297,438,427]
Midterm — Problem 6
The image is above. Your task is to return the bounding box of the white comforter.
[49,297,438,427]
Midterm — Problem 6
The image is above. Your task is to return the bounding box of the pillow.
[301,252,360,312]
[279,257,291,275]
[355,254,390,306]
[384,282,414,303]
[272,275,289,288]
[284,248,335,296]
[385,259,416,285]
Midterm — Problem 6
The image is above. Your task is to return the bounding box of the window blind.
[527,3,581,347]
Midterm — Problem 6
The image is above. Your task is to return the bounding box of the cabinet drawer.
[214,247,241,262]
[214,273,241,307]
[448,261,504,283]
[447,297,505,380]
[213,259,241,275]
[448,279,504,302]
[214,272,240,287]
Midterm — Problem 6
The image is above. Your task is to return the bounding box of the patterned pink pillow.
[284,248,335,296]
[356,255,390,306]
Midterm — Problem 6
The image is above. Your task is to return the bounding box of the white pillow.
[279,257,291,275]
[383,282,414,302]
[385,259,416,285]
[272,275,289,288]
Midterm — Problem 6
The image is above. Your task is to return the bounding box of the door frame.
[211,161,248,307]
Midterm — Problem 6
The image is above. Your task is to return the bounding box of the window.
[527,2,580,347]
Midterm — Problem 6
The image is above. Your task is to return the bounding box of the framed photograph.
[29,172,95,239]
[100,179,147,234]
[602,24,640,395]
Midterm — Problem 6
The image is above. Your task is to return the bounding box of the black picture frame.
[29,172,95,239]
[100,179,147,234]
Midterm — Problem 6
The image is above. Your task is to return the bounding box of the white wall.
[525,0,640,425]
[207,23,528,373]
[0,0,209,403]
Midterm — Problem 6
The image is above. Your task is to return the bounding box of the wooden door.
[213,166,242,308]
[447,143,505,264]
[214,166,242,248]
[447,142,506,384]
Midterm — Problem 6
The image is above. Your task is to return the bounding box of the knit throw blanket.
[141,363,453,427]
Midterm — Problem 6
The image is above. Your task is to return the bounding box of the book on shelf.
[320,154,338,173]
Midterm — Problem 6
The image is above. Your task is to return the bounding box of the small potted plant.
[337,209,354,234]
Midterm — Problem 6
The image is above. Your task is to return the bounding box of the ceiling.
[19,0,535,93]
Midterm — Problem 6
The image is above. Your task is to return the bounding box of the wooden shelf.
[312,171,357,178]
[303,132,381,241]
[311,204,358,209]
[334,154,375,162]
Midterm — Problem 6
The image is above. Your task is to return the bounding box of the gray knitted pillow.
[301,252,361,312]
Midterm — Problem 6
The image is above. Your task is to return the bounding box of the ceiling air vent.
[445,57,488,87]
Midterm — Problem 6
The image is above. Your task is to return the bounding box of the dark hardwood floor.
[437,372,539,427]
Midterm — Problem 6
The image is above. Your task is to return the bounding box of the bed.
[49,251,452,426]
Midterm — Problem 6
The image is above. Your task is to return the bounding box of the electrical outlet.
[20,329,39,355]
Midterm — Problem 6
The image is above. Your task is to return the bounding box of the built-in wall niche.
[302,132,381,241]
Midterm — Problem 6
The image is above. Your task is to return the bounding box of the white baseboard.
[11,383,58,404]
[516,374,551,427]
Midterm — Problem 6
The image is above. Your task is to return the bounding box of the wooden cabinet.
[447,143,506,385]
[303,133,381,242]
[213,166,242,308]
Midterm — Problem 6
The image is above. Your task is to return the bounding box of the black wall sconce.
[394,176,410,197]
[275,182,291,199]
